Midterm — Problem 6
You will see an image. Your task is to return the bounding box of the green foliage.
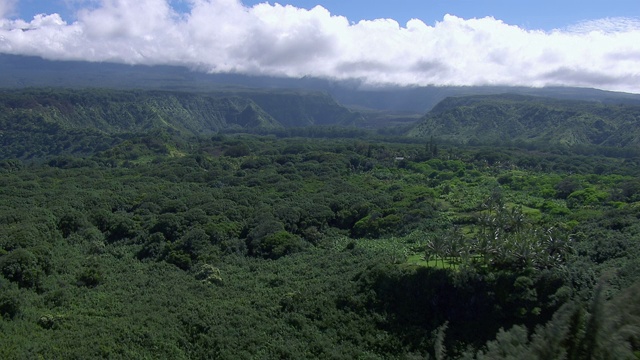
[0,286,21,319]
[567,187,609,208]
[0,248,45,289]
[408,94,640,148]
[468,281,640,359]
[194,264,223,285]
[1,119,640,358]
[164,250,192,270]
[76,259,104,288]
[224,143,251,157]
[255,230,303,259]
[477,325,532,360]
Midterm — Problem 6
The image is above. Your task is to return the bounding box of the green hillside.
[408,94,640,147]
[237,90,364,127]
[0,89,279,134]
[0,88,362,133]
[0,88,364,159]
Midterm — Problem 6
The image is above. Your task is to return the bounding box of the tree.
[58,210,88,238]
[76,261,103,288]
[256,230,303,259]
[150,213,183,242]
[426,236,447,268]
[433,321,448,360]
[0,276,21,320]
[554,177,582,199]
[477,326,535,360]
[176,228,214,262]
[0,248,44,289]
[224,144,250,157]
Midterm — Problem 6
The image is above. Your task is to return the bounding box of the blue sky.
[2,0,640,92]
[11,0,640,31]
[243,0,640,31]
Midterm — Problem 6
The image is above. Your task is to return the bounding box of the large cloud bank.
[1,0,640,93]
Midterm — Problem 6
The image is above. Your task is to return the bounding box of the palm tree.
[444,227,465,268]
[542,227,573,266]
[426,236,446,268]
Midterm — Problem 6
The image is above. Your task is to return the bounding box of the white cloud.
[1,0,640,93]
[567,17,640,34]
[0,0,17,19]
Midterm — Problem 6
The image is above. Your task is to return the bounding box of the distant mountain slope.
[0,89,281,134]
[0,88,363,159]
[407,94,640,147]
[237,90,363,127]
[334,85,640,113]
[2,54,640,115]
[0,88,361,134]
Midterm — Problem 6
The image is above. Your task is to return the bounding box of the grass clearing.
[406,254,461,269]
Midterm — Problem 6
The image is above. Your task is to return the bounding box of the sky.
[1,0,640,93]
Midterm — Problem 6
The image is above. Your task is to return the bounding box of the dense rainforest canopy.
[1,88,640,359]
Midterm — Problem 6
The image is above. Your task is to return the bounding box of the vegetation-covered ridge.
[408,94,640,147]
[0,87,367,160]
[0,88,362,135]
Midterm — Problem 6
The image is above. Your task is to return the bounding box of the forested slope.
[0,88,361,133]
[408,94,640,147]
[0,89,281,133]
[2,86,640,358]
[0,88,363,159]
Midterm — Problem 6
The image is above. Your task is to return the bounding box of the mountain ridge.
[408,94,640,147]
[0,88,361,135]
[0,87,364,159]
[3,53,640,114]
